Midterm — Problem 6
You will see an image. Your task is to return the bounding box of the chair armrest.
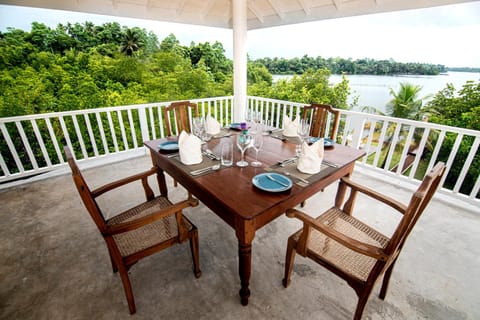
[286,208,389,262]
[105,197,199,235]
[340,177,407,214]
[92,167,158,198]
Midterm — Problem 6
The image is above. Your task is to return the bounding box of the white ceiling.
[0,0,477,30]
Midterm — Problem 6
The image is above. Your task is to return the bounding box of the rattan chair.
[301,103,340,140]
[64,146,201,314]
[283,162,446,320]
[163,100,199,136]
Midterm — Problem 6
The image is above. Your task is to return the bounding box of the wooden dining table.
[144,132,365,306]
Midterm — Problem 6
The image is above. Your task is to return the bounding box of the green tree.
[268,68,351,109]
[160,33,180,52]
[188,45,203,66]
[0,23,237,170]
[361,83,431,170]
[253,55,445,76]
[247,62,273,98]
[195,41,232,81]
[426,80,480,195]
[386,83,429,120]
[0,28,35,68]
[96,22,123,44]
[27,22,55,52]
[427,81,480,130]
[120,29,143,56]
[247,62,272,85]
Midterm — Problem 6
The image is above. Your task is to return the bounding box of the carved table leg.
[238,242,252,305]
[334,163,354,208]
[150,152,168,197]
[236,218,255,306]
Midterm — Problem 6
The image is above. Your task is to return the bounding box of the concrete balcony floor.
[1,155,479,320]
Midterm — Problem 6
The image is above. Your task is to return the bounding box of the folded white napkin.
[178,131,203,165]
[205,116,221,135]
[297,139,324,174]
[283,115,299,137]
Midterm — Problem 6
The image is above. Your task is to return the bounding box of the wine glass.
[261,119,271,136]
[297,119,310,155]
[246,110,260,134]
[252,111,262,133]
[192,116,206,143]
[250,133,263,167]
[236,133,253,167]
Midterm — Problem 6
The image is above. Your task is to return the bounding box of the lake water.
[273,72,480,112]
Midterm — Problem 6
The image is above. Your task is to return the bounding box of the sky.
[1,2,480,68]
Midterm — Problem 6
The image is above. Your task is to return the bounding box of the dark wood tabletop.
[144,133,365,305]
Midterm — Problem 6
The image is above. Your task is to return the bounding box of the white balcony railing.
[1,96,479,207]
[0,96,233,183]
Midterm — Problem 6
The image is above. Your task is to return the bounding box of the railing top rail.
[0,103,156,122]
[248,95,307,108]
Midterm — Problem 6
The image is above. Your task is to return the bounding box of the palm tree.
[362,82,428,118]
[379,83,432,169]
[386,82,429,120]
[120,29,143,56]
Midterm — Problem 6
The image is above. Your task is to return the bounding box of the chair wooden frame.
[301,104,340,140]
[64,146,201,314]
[163,101,199,136]
[299,104,341,208]
[162,101,199,189]
[283,162,446,320]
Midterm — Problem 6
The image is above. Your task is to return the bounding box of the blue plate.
[159,141,179,152]
[308,137,335,148]
[252,173,293,192]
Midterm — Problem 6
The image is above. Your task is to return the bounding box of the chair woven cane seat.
[292,207,390,281]
[107,196,194,257]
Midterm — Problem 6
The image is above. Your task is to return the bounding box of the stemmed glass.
[246,110,261,134]
[236,133,253,167]
[297,119,310,155]
[261,119,271,136]
[192,116,206,143]
[250,133,263,167]
[252,111,261,133]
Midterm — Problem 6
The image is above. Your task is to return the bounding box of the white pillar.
[232,0,247,123]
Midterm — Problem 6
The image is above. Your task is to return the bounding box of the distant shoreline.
[271,70,480,78]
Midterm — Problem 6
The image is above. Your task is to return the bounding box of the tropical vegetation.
[253,56,447,76]
[361,80,479,196]
[426,81,480,194]
[0,22,353,118]
[0,21,351,178]
[0,21,478,196]
[0,22,234,117]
